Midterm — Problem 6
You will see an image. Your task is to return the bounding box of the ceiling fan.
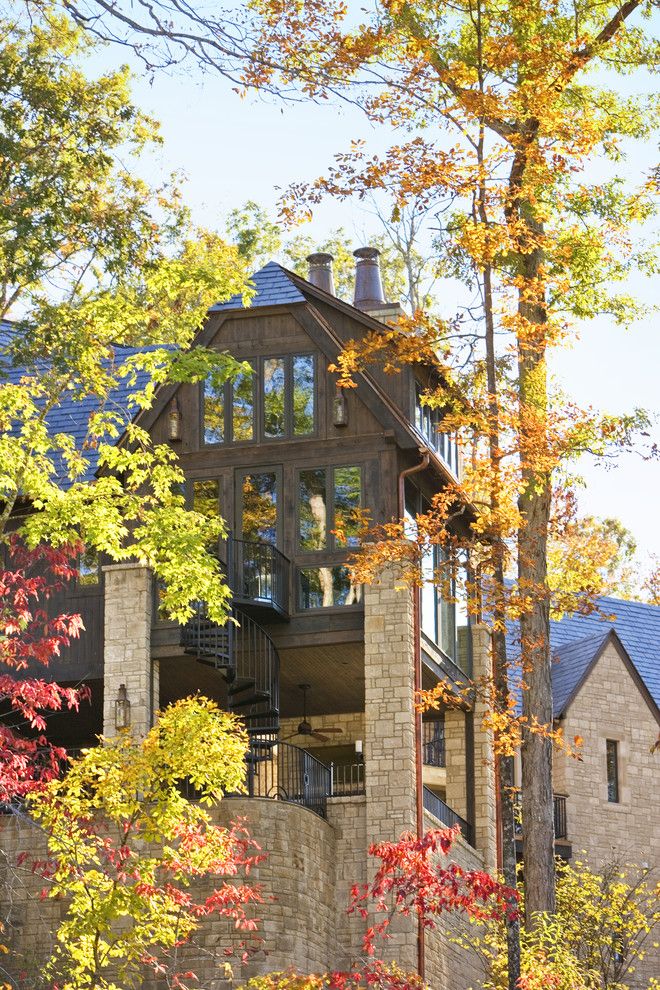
[282,684,344,743]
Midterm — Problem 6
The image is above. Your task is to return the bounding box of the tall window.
[241,471,278,545]
[204,362,255,445]
[606,739,620,803]
[414,384,460,476]
[264,354,316,439]
[298,466,361,551]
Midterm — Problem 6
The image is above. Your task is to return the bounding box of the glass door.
[236,468,280,601]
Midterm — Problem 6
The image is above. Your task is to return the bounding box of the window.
[606,739,619,803]
[240,471,278,545]
[420,541,471,673]
[415,384,460,475]
[203,362,255,445]
[78,548,99,586]
[298,466,361,552]
[300,566,362,609]
[192,479,220,519]
[264,354,316,439]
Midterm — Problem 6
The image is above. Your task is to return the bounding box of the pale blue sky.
[109,54,660,571]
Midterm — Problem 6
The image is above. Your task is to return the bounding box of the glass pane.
[299,566,361,609]
[193,480,220,519]
[334,466,361,547]
[203,377,225,444]
[263,358,285,437]
[242,472,277,544]
[606,740,619,802]
[293,355,315,435]
[420,547,436,640]
[232,365,255,441]
[299,468,327,550]
[78,548,99,585]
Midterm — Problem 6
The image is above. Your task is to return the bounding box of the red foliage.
[349,827,519,957]
[0,536,88,802]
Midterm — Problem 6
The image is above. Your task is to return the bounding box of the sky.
[92,45,660,571]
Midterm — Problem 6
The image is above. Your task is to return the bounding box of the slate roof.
[209,261,306,312]
[550,596,660,712]
[1,320,148,485]
[550,631,612,716]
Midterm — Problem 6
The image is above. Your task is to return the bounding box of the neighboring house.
[1,252,658,988]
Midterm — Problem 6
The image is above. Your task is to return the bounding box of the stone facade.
[102,562,157,738]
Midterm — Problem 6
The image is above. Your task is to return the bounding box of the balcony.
[513,792,571,859]
[422,720,446,768]
[423,785,474,846]
[228,538,290,620]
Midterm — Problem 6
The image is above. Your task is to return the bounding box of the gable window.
[264,354,316,439]
[606,739,619,803]
[204,362,255,445]
[298,466,361,551]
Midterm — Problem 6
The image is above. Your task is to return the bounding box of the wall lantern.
[332,387,348,428]
[114,683,131,730]
[168,397,182,442]
[354,739,363,759]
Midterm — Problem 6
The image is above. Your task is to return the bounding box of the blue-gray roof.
[209,261,306,312]
[507,596,660,717]
[1,321,147,486]
[551,596,660,712]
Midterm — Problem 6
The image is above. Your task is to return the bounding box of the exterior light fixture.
[333,387,348,427]
[355,739,363,758]
[168,397,182,441]
[114,683,131,730]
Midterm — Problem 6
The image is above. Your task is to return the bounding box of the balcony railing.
[513,792,568,841]
[423,785,474,846]
[422,720,446,768]
[330,762,365,797]
[228,538,291,617]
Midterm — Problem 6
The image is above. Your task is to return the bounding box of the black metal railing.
[230,538,290,616]
[513,792,568,841]
[422,720,446,768]
[422,786,474,845]
[330,762,365,797]
[243,740,331,819]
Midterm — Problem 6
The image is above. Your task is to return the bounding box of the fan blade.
[318,727,343,734]
[281,732,300,741]
[311,731,331,742]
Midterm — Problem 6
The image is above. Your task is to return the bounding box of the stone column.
[470,623,497,871]
[102,562,158,738]
[444,709,468,820]
[364,559,417,971]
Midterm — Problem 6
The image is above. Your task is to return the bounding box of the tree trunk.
[516,200,555,921]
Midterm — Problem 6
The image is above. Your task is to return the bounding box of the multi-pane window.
[264,354,316,439]
[415,384,460,476]
[606,739,620,803]
[192,479,221,519]
[203,355,315,444]
[298,466,361,552]
[204,362,255,445]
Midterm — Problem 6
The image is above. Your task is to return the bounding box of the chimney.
[306,252,335,296]
[353,247,386,309]
[353,246,404,323]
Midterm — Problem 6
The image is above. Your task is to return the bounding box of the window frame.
[297,563,363,612]
[235,465,283,549]
[262,352,317,443]
[296,463,363,556]
[606,738,620,803]
[201,359,257,447]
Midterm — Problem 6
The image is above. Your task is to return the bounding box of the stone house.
[1,251,658,988]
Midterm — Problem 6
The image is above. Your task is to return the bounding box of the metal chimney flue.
[353,247,386,310]
[306,252,335,296]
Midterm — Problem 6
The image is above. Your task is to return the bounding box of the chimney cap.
[353,247,380,261]
[307,252,334,266]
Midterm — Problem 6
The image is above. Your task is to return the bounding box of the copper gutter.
[398,449,430,981]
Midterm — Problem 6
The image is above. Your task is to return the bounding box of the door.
[235,468,281,601]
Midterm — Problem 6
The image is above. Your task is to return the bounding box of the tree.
[238,0,658,926]
[23,696,264,990]
[0,537,87,803]
[0,11,251,624]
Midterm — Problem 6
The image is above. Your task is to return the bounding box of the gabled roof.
[551,596,660,712]
[551,630,613,717]
[209,261,306,311]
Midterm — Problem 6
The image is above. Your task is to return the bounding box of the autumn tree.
[0,11,250,624]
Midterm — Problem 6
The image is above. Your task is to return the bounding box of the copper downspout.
[398,450,430,981]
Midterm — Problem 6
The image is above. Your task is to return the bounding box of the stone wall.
[326,795,368,970]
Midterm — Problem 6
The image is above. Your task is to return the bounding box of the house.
[1,250,658,988]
